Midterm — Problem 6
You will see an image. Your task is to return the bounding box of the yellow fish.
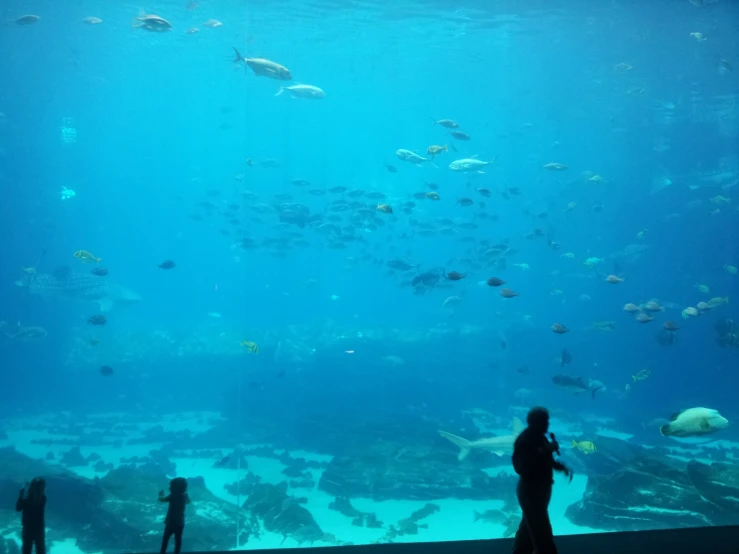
[425,191,440,201]
[572,440,597,454]
[706,296,729,308]
[376,203,393,214]
[73,250,101,263]
[240,340,258,354]
[426,144,448,159]
[633,369,650,382]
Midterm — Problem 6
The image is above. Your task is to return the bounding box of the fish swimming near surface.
[439,417,525,460]
[16,271,141,312]
[552,374,604,398]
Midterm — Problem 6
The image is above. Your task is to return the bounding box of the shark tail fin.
[438,430,472,461]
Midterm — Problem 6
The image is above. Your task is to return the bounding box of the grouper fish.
[16,272,141,312]
[439,417,525,460]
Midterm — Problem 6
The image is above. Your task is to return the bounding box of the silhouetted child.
[16,477,47,554]
[158,477,191,554]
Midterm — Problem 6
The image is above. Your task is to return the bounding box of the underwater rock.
[243,482,326,545]
[213,451,249,469]
[60,446,88,467]
[565,456,724,530]
[328,497,383,528]
[686,460,739,518]
[99,466,255,550]
[224,472,262,496]
[94,460,114,473]
[382,503,440,540]
[319,446,518,503]
[289,477,316,489]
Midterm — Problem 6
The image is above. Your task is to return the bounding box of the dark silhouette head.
[527,406,550,433]
[28,477,46,502]
[169,477,188,495]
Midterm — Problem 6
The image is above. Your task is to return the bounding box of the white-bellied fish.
[396,149,428,164]
[233,48,292,80]
[275,84,326,99]
[449,157,496,173]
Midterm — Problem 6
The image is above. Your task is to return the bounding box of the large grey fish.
[233,48,292,81]
[16,272,141,312]
[552,374,604,399]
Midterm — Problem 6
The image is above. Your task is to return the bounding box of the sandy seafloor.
[5,409,719,553]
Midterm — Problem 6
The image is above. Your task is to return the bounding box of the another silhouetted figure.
[158,477,191,554]
[16,477,47,554]
[511,407,572,554]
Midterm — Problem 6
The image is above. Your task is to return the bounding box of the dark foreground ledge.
[125,524,739,554]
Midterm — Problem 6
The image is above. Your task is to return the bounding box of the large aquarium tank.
[1,0,738,552]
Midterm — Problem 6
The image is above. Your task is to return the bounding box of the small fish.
[74,250,101,263]
[426,144,448,158]
[572,440,597,454]
[606,274,624,284]
[425,191,440,201]
[431,118,459,129]
[90,268,108,277]
[543,163,567,171]
[500,288,518,298]
[82,17,103,25]
[376,203,393,214]
[13,15,41,25]
[446,271,465,281]
[385,164,398,173]
[636,313,654,323]
[275,84,326,99]
[100,365,114,376]
[202,19,223,28]
[487,277,505,287]
[232,48,292,80]
[240,340,259,353]
[88,315,107,326]
[457,198,474,207]
[633,369,650,381]
[561,349,571,367]
[396,149,428,164]
[551,323,569,334]
[449,130,471,140]
[132,13,172,32]
[158,260,176,270]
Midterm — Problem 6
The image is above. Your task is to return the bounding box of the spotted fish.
[16,272,141,312]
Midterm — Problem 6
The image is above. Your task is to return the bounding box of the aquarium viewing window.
[0,0,738,553]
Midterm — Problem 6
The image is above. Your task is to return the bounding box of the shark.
[16,271,141,312]
[439,417,525,461]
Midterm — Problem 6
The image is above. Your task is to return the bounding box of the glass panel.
[0,0,737,552]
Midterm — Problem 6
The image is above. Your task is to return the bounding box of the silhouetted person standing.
[16,477,47,554]
[511,407,572,554]
[159,477,191,554]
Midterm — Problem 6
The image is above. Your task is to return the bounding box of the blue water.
[1,0,738,551]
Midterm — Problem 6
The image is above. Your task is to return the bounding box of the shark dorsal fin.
[512,417,525,435]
